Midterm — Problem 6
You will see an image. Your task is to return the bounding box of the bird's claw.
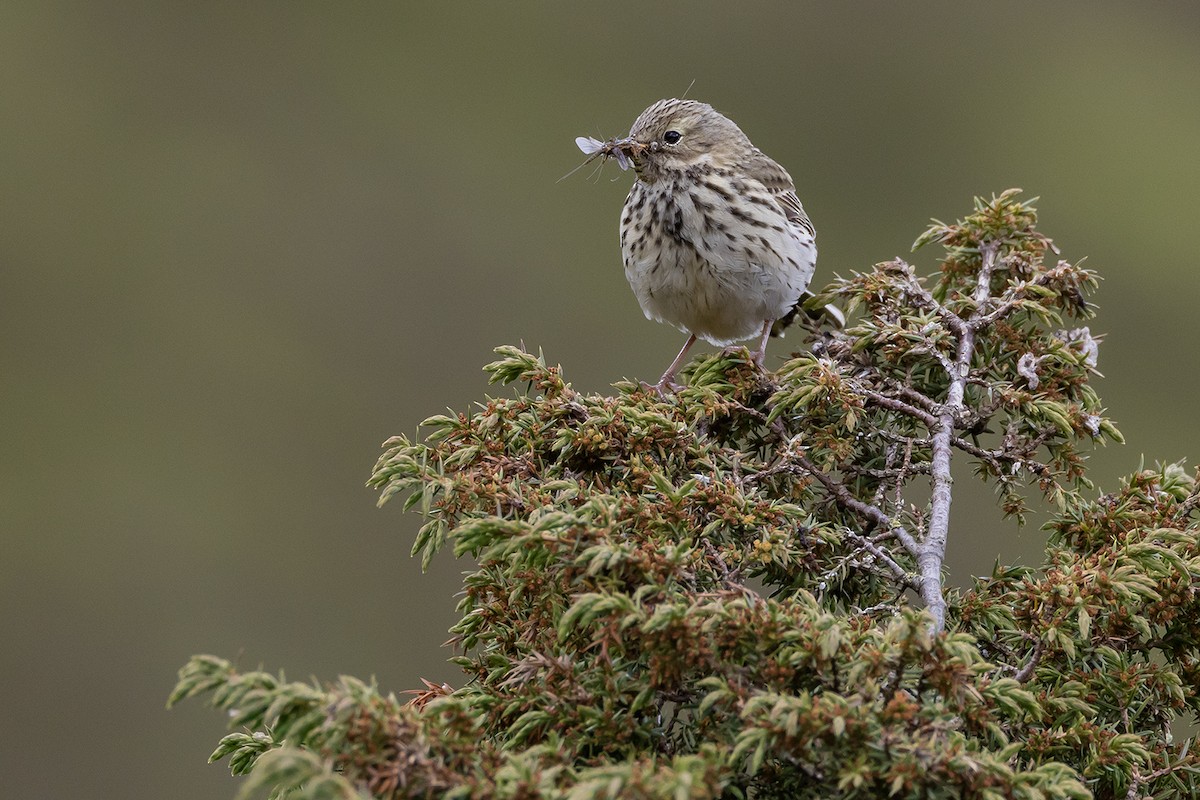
[640,379,684,396]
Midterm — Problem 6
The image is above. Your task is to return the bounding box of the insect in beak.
[574,135,645,171]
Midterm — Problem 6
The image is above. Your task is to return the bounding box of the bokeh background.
[3,3,1198,796]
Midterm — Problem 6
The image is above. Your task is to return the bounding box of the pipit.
[577,98,836,392]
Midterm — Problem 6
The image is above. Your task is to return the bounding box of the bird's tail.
[772,290,845,337]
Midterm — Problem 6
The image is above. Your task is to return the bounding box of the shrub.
[171,191,1200,799]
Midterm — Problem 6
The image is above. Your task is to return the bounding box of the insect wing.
[575,136,605,155]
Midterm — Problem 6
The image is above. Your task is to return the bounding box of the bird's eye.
[663,130,682,144]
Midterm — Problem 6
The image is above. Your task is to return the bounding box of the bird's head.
[608,99,752,182]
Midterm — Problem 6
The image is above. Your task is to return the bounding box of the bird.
[577,98,834,393]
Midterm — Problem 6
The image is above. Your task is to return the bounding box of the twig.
[893,437,915,510]
[857,387,939,427]
[950,435,1052,479]
[889,383,943,414]
[870,442,900,508]
[789,448,921,559]
[746,446,917,589]
[975,263,1074,328]
[855,596,906,618]
[1013,640,1045,683]
[842,530,917,588]
[890,259,967,336]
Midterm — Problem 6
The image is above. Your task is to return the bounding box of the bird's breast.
[618,177,817,345]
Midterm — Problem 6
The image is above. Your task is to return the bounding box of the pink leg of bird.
[749,319,773,366]
[648,333,697,394]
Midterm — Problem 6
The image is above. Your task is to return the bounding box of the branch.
[888,259,967,336]
[842,530,919,588]
[788,447,921,560]
[889,383,943,415]
[1013,640,1045,683]
[920,241,999,633]
[848,462,932,481]
[857,386,939,428]
[747,443,919,590]
[974,262,1078,328]
[950,433,1053,479]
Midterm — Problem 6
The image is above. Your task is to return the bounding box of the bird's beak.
[607,137,647,171]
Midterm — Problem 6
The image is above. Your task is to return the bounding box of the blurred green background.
[2,3,1198,796]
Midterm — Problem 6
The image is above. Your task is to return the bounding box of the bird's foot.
[640,377,684,396]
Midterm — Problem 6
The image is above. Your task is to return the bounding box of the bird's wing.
[745,150,815,238]
[773,190,814,238]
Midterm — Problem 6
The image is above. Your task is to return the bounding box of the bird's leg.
[749,320,773,367]
[645,334,697,394]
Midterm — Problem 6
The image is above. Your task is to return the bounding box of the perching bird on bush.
[577,98,839,393]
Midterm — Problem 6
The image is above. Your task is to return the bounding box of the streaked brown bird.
[578,98,833,392]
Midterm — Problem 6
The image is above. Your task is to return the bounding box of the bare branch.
[870,442,900,508]
[857,387,939,428]
[889,383,943,415]
[841,530,917,588]
[789,447,922,559]
[849,462,931,481]
[950,434,1052,480]
[921,241,1000,633]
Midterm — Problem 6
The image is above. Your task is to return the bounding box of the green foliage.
[173,192,1200,799]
